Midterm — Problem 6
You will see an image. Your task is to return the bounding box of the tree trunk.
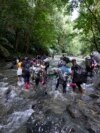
[90,18,98,51]
[24,32,30,55]
[85,1,100,33]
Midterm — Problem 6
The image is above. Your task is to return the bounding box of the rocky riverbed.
[0,56,100,133]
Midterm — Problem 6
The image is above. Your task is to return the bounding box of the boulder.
[89,94,99,99]
[66,105,82,118]
[0,74,4,80]
[92,51,100,89]
[93,75,100,89]
[92,51,100,63]
[5,62,14,69]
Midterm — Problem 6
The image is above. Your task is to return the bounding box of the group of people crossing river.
[15,54,99,94]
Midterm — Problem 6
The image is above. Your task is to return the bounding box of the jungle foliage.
[0,0,100,58]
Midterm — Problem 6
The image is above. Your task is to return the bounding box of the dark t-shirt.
[71,64,80,74]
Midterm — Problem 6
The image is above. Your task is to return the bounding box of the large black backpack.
[62,57,70,64]
[74,65,87,83]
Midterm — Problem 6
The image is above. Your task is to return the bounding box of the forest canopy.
[0,0,100,58]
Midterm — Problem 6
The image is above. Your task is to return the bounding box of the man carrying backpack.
[85,55,97,77]
[71,59,87,94]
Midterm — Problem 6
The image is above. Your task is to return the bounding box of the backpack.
[24,63,30,71]
[73,65,87,83]
[62,57,70,64]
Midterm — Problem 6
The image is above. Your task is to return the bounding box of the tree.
[70,0,100,54]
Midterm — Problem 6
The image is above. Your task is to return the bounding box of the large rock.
[5,62,14,69]
[89,94,99,99]
[93,74,100,89]
[66,104,82,118]
[0,74,4,80]
[92,51,100,89]
[92,51,100,63]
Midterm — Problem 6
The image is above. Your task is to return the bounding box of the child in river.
[17,59,25,87]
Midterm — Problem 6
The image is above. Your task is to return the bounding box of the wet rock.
[32,104,36,109]
[89,94,99,99]
[0,82,8,87]
[15,126,27,133]
[92,51,100,63]
[66,105,82,118]
[93,51,100,89]
[68,128,76,133]
[81,95,92,101]
[94,75,100,89]
[0,74,4,80]
[1,109,33,133]
[45,109,52,115]
[86,128,96,133]
[4,87,12,96]
[0,104,7,122]
[27,112,89,133]
[5,62,14,69]
[86,123,100,133]
[96,98,100,104]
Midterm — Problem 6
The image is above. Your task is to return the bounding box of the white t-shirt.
[17,68,22,76]
[16,59,19,63]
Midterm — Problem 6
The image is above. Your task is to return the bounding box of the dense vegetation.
[72,0,100,54]
[0,0,100,58]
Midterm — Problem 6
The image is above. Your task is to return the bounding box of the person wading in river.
[71,59,86,94]
[85,54,97,77]
[17,59,23,81]
[55,63,71,93]
[23,58,31,89]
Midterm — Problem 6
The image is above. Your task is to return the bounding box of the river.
[0,56,100,133]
